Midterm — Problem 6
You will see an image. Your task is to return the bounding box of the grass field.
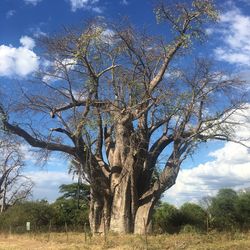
[0,231,250,249]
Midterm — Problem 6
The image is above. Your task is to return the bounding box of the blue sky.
[1,0,250,205]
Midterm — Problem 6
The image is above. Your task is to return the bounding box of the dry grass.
[0,231,250,249]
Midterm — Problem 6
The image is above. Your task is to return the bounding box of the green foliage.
[152,188,250,234]
[153,202,182,234]
[153,202,207,234]
[57,183,90,201]
[52,183,89,229]
[0,200,53,232]
[51,198,89,229]
[210,188,239,231]
[179,203,207,231]
[236,191,250,230]
[1,187,250,234]
[154,0,218,39]
[0,183,90,233]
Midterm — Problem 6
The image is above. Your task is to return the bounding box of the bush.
[0,200,54,233]
[0,183,90,233]
[153,202,182,234]
[51,198,89,230]
[179,203,207,231]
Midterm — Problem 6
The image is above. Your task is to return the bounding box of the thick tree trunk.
[89,189,112,233]
[134,199,155,234]
[88,121,161,235]
[89,196,104,233]
[89,174,158,234]
[109,173,132,233]
[107,121,135,233]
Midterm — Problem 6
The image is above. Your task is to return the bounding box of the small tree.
[57,183,90,201]
[200,195,213,231]
[52,183,89,229]
[0,135,33,212]
[210,189,239,231]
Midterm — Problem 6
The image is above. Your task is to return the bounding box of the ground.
[0,232,250,249]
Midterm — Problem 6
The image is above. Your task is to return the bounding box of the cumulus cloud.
[68,0,102,12]
[0,36,39,78]
[214,6,250,67]
[164,105,250,206]
[20,36,35,49]
[24,0,42,5]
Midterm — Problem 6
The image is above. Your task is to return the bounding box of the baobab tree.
[0,1,247,233]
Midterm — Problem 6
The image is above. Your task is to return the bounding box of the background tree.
[50,183,89,230]
[236,190,250,230]
[153,202,181,233]
[0,0,247,234]
[0,135,33,212]
[179,203,206,231]
[210,188,239,231]
[68,158,89,209]
[57,183,90,202]
[200,195,213,232]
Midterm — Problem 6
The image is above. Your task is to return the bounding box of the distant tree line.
[153,188,250,233]
[0,186,249,234]
[0,183,90,233]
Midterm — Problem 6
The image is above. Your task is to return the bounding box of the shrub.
[179,203,207,231]
[0,200,54,233]
[153,203,182,234]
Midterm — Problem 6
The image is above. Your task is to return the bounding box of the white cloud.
[42,57,76,84]
[0,36,39,78]
[24,0,42,5]
[20,143,69,170]
[20,36,35,50]
[6,10,16,19]
[164,105,250,206]
[214,6,250,67]
[25,171,73,202]
[68,0,101,12]
[21,145,73,201]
